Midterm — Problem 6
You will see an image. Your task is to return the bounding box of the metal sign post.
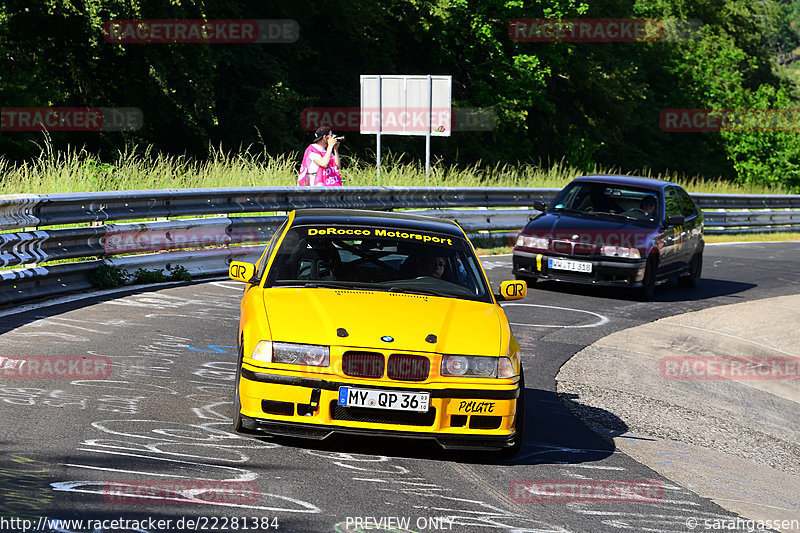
[425,75,432,183]
[360,74,451,185]
[377,76,382,184]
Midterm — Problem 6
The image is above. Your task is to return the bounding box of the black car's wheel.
[515,275,537,288]
[637,257,657,302]
[499,371,526,457]
[233,342,244,432]
[678,249,703,288]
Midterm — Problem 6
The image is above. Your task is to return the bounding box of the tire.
[637,257,657,302]
[678,249,703,288]
[515,275,537,288]
[499,371,526,457]
[233,342,244,432]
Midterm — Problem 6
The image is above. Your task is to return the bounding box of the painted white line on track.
[60,463,192,477]
[567,464,627,471]
[501,303,610,328]
[210,281,246,290]
[0,277,228,319]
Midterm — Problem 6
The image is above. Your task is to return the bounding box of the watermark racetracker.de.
[103,480,258,504]
[101,228,264,254]
[0,107,142,132]
[509,18,703,42]
[104,19,299,43]
[0,355,111,380]
[510,18,663,42]
[300,107,497,133]
[0,515,280,532]
[509,479,664,503]
[517,229,659,253]
[661,108,800,132]
[660,356,800,380]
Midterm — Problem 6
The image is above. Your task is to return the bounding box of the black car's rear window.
[264,224,491,302]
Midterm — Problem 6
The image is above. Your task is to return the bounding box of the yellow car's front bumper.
[238,365,523,450]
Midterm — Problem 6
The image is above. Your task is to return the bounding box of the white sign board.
[360,75,452,136]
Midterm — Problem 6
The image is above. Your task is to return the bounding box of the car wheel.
[515,275,537,288]
[499,371,526,457]
[637,257,657,302]
[233,342,244,432]
[678,249,703,288]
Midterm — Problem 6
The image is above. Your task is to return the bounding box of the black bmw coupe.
[512,175,704,300]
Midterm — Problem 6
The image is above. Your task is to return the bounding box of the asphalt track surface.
[0,242,798,533]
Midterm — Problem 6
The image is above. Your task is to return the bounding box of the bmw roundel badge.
[380,335,394,343]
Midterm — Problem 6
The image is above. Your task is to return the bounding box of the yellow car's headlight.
[441,355,514,378]
[251,341,330,367]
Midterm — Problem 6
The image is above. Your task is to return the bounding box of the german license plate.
[548,258,592,273]
[338,387,430,412]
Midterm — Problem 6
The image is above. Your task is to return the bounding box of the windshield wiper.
[304,282,386,291]
[274,281,362,290]
[588,211,638,221]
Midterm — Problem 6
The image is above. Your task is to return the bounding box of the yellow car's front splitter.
[238,365,523,450]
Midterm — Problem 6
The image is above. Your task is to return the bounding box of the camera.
[333,135,344,142]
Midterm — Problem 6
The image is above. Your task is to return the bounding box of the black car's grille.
[552,240,572,254]
[329,401,436,426]
[572,243,596,255]
[551,240,596,256]
[387,354,430,381]
[342,351,385,379]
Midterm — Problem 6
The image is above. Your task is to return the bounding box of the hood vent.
[388,293,428,300]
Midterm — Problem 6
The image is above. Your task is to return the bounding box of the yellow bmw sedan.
[228,209,527,453]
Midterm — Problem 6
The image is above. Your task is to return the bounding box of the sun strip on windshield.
[307,226,455,245]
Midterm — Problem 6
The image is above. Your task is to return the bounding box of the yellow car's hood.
[263,288,502,356]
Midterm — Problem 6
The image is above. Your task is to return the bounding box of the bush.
[90,264,129,288]
[169,265,192,282]
[133,265,192,284]
[133,268,168,284]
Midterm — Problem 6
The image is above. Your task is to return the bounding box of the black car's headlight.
[441,355,515,378]
[251,341,330,367]
[517,235,549,250]
[601,245,641,259]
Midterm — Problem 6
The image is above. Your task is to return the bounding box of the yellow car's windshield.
[264,224,492,302]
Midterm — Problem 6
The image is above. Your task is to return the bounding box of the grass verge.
[0,143,796,195]
[704,232,800,243]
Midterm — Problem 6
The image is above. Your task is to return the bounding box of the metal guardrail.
[1,187,798,306]
[0,187,558,231]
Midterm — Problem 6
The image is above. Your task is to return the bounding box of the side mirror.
[533,200,547,212]
[495,280,527,301]
[666,215,685,226]
[229,261,256,283]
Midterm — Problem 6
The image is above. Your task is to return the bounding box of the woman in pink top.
[298,126,342,186]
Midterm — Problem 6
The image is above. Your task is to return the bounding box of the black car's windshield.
[264,224,492,302]
[552,182,660,224]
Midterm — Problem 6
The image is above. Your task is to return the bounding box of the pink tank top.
[298,144,342,187]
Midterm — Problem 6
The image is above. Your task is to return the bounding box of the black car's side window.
[664,187,682,221]
[677,187,697,218]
